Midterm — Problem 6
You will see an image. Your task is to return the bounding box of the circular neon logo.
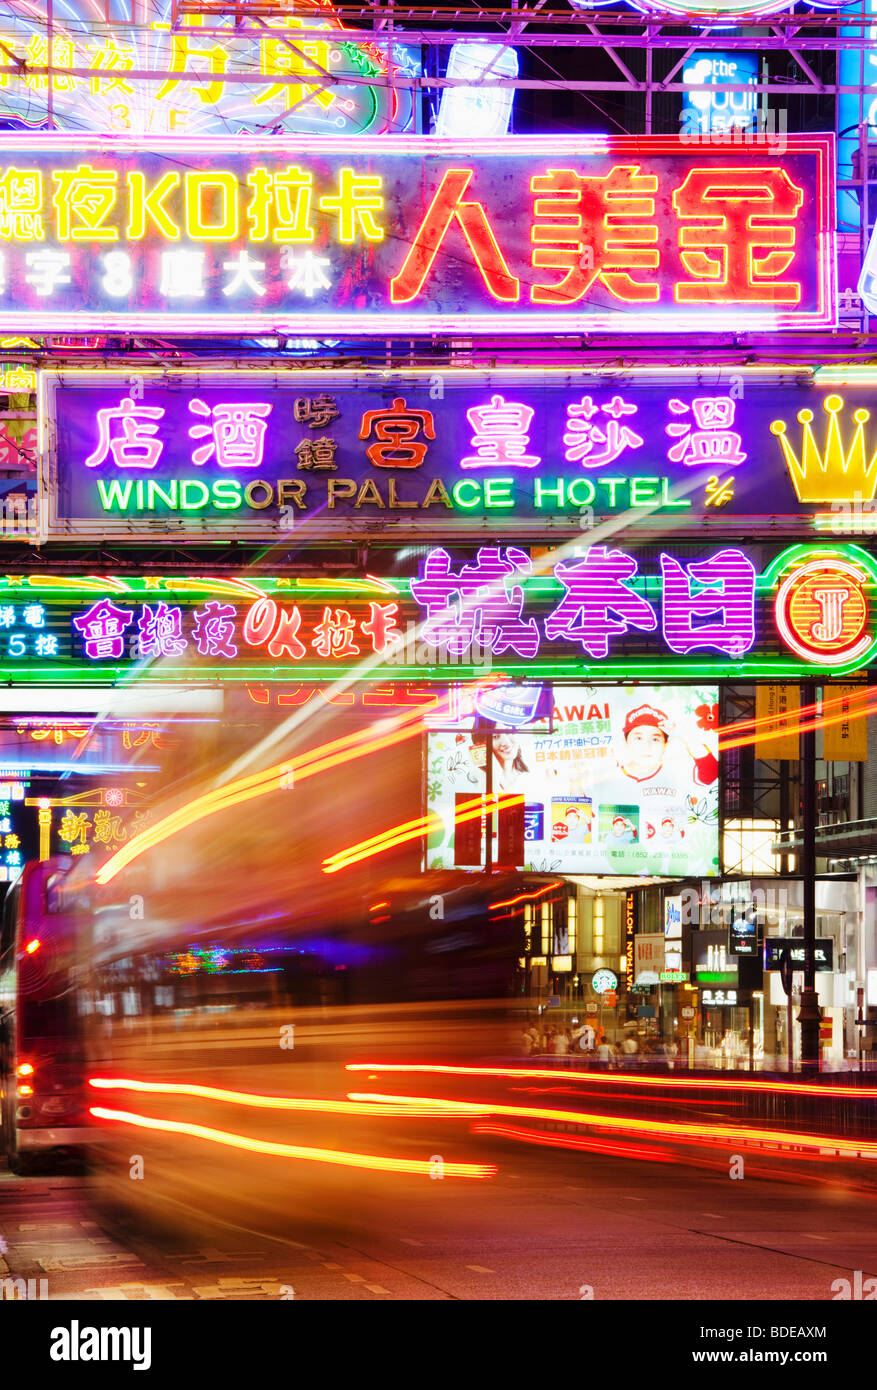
[592,969,618,994]
[775,559,872,666]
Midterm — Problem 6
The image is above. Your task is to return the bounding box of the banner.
[0,133,834,334]
[426,684,721,877]
[41,367,877,541]
[822,683,869,760]
[635,934,666,983]
[754,684,800,759]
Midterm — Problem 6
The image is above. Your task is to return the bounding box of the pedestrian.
[620,1031,638,1066]
[554,1028,570,1060]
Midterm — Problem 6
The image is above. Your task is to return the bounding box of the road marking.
[622,1196,645,1202]
[804,1234,828,1241]
[401,1238,423,1246]
[701,1214,724,1220]
[86,1283,188,1301]
[466,1264,494,1274]
[343,1272,365,1282]
[365,1284,390,1295]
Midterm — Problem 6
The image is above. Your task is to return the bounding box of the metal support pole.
[779,759,790,875]
[485,732,494,874]
[798,680,822,1071]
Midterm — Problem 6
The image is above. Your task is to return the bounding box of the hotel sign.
[40,367,873,542]
[0,134,834,334]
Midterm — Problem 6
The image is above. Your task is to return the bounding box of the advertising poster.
[426,683,719,875]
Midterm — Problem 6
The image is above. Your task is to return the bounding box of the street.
[2,1145,875,1302]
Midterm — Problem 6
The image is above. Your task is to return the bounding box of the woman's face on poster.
[493,733,519,763]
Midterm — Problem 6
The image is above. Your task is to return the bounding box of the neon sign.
[771,393,877,503]
[0,6,417,139]
[681,54,759,138]
[0,547,865,686]
[0,135,834,333]
[774,557,872,666]
[41,367,868,542]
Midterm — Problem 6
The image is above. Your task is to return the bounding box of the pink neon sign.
[0,134,834,334]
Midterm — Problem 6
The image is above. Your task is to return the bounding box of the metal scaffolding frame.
[2,2,877,350]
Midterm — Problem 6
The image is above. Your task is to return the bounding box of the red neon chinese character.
[530,165,659,305]
[360,602,402,654]
[672,167,804,304]
[267,605,306,660]
[390,169,520,304]
[359,398,436,468]
[312,607,360,659]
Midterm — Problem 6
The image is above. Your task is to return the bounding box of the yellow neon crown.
[771,394,877,504]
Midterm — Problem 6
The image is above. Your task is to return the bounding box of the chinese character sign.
[44,368,864,541]
[0,544,869,684]
[0,135,834,332]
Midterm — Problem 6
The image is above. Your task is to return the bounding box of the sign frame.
[39,364,877,544]
[0,132,837,334]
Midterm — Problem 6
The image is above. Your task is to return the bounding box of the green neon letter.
[96,478,134,511]
[484,476,515,510]
[213,479,243,510]
[452,479,482,510]
[567,477,596,507]
[630,476,660,506]
[534,478,565,509]
[181,479,210,511]
[598,477,626,507]
[147,479,178,510]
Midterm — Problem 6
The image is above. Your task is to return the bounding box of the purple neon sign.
[410,544,758,663]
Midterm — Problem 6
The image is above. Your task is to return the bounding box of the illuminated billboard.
[0,6,416,138]
[40,367,869,541]
[0,543,871,686]
[426,685,720,877]
[0,133,835,334]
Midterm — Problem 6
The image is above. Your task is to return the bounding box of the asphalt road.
[2,1142,875,1301]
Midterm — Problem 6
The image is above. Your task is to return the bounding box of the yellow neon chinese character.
[254,31,333,113]
[185,172,239,241]
[0,169,44,241]
[3,369,36,391]
[319,168,384,243]
[93,808,127,847]
[24,36,77,93]
[52,164,118,241]
[58,810,90,847]
[152,17,228,107]
[247,166,314,243]
[88,39,135,97]
[3,833,19,849]
[127,172,181,240]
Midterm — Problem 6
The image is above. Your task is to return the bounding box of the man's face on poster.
[624,725,667,777]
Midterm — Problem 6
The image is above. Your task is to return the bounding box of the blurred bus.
[0,857,88,1175]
